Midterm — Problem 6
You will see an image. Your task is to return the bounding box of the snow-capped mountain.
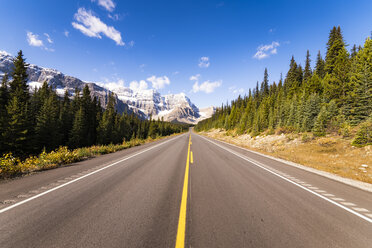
[110,86,211,123]
[0,50,214,124]
[0,50,133,115]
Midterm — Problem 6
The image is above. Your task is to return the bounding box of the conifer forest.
[195,27,371,146]
[0,51,186,159]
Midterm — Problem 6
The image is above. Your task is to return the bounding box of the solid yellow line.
[175,134,191,248]
[190,151,193,164]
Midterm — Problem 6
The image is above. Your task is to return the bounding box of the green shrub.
[352,120,372,147]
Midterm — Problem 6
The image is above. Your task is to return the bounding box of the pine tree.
[69,106,86,148]
[59,90,73,146]
[323,27,350,103]
[35,91,60,151]
[97,93,116,145]
[4,50,31,157]
[262,68,269,96]
[314,51,326,78]
[0,74,9,152]
[9,50,29,103]
[350,44,358,59]
[303,50,312,82]
[347,37,372,125]
[325,26,346,75]
[313,106,328,136]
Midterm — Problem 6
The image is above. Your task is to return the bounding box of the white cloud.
[72,8,124,46]
[130,80,148,91]
[64,30,69,37]
[146,75,170,90]
[98,78,125,91]
[126,40,135,48]
[229,86,244,94]
[44,33,53,44]
[92,0,116,12]
[189,74,201,81]
[27,32,44,47]
[192,80,221,94]
[253,41,280,60]
[198,56,210,68]
[108,13,120,21]
[173,71,179,75]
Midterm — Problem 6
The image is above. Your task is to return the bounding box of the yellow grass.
[200,129,372,184]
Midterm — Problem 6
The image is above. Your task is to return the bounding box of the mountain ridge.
[0,51,214,124]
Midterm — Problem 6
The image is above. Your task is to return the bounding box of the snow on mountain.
[109,85,213,124]
[0,51,135,116]
[0,50,214,124]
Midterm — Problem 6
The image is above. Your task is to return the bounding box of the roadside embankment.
[199,129,372,184]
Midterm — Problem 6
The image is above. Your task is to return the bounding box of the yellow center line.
[175,134,191,248]
[190,151,193,164]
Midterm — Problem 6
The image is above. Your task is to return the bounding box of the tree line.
[195,27,371,145]
[0,51,186,158]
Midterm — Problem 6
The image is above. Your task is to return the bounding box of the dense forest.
[0,51,186,158]
[195,27,371,146]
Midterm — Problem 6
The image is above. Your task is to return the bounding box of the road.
[0,131,371,247]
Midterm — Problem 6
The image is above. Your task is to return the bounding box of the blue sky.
[0,0,371,108]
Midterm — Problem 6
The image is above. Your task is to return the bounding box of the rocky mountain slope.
[0,51,214,124]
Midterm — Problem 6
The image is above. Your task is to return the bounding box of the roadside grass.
[0,134,181,179]
[199,129,372,184]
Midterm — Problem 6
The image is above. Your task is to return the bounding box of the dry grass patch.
[200,129,372,184]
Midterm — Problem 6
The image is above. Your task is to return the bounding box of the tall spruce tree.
[347,37,372,125]
[0,74,9,153]
[303,50,312,82]
[314,51,326,78]
[4,50,31,157]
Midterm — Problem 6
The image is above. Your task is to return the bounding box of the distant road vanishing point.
[1,130,371,248]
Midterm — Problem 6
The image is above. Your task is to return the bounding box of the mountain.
[0,50,214,124]
[110,86,213,124]
[0,51,134,115]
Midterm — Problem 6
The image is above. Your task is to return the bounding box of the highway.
[0,131,371,247]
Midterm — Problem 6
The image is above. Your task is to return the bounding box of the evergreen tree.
[313,106,329,136]
[303,50,312,82]
[9,50,29,103]
[0,74,9,152]
[325,26,346,75]
[347,37,372,125]
[97,93,116,144]
[35,91,60,151]
[350,44,358,58]
[314,51,326,78]
[262,68,269,96]
[59,90,73,145]
[69,106,86,148]
[4,50,31,157]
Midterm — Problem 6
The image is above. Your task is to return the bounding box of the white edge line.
[199,134,372,193]
[0,134,186,214]
[199,135,372,224]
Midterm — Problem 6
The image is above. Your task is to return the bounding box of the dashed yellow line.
[190,151,193,164]
[175,134,191,248]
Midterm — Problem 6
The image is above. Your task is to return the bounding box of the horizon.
[0,0,371,108]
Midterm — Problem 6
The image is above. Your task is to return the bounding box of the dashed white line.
[200,135,372,224]
[341,202,356,206]
[315,190,326,193]
[322,193,335,197]
[352,207,369,212]
[332,198,345,201]
[309,187,319,190]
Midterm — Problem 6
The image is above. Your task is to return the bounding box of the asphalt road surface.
[0,131,371,248]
